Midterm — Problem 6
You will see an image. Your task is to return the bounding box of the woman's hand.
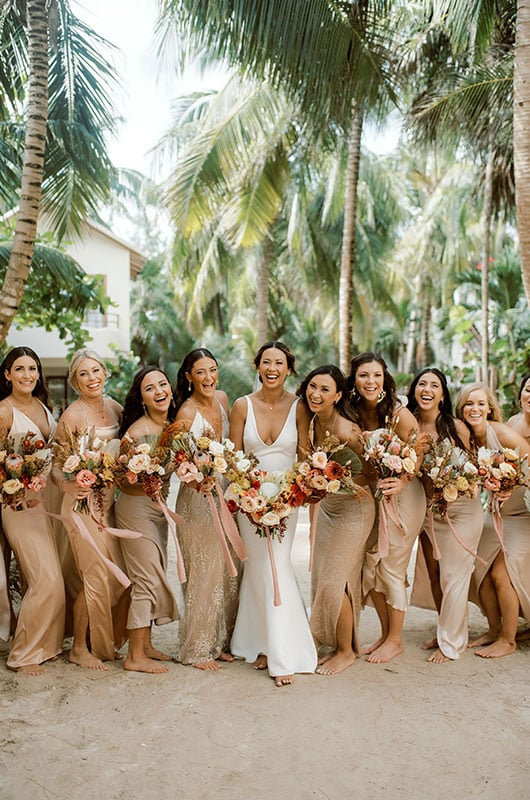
[377,475,408,497]
[61,478,91,502]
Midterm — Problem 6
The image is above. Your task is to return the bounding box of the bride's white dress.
[230,397,317,677]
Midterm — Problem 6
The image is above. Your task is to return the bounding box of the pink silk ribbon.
[308,502,320,572]
[154,496,187,584]
[265,525,282,606]
[214,479,247,562]
[207,492,238,577]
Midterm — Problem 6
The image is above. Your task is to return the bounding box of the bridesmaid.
[407,368,483,662]
[0,347,65,675]
[173,348,239,670]
[230,341,317,686]
[296,365,375,675]
[115,366,178,674]
[52,348,128,670]
[507,373,530,441]
[456,383,530,658]
[346,352,426,663]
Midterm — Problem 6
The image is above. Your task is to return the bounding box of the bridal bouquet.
[362,425,419,499]
[226,469,293,542]
[422,437,480,516]
[0,430,52,509]
[286,433,363,507]
[115,434,168,501]
[476,446,529,494]
[55,426,118,517]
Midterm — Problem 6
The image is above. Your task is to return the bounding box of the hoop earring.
[376,389,386,404]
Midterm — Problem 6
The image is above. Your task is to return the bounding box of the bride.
[229,341,317,687]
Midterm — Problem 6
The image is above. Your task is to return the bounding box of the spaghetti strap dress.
[175,403,239,664]
[470,424,530,624]
[60,419,130,660]
[2,404,65,669]
[230,397,317,677]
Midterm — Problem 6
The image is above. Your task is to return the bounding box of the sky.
[72,0,400,177]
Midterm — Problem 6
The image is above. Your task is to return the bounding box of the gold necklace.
[260,389,286,410]
[80,397,106,420]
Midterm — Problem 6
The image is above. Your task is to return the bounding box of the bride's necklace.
[260,389,286,410]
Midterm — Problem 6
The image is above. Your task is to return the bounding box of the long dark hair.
[518,373,530,404]
[253,340,297,379]
[0,346,52,409]
[296,365,355,422]
[174,348,218,411]
[407,367,467,450]
[347,352,398,428]
[119,366,175,437]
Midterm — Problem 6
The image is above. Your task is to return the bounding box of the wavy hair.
[119,366,175,437]
[407,368,467,449]
[347,352,398,428]
[296,364,355,422]
[0,347,51,409]
[174,348,218,411]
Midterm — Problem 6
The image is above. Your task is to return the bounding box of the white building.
[7,219,146,412]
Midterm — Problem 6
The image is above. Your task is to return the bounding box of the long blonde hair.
[454,383,503,423]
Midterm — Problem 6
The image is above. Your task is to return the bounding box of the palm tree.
[0,0,118,346]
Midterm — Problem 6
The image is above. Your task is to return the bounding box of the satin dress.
[2,404,65,669]
[231,397,317,677]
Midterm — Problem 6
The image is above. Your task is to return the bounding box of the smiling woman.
[114,366,178,674]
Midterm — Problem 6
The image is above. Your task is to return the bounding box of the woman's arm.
[229,397,247,451]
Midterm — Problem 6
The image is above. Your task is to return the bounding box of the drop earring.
[350,387,358,400]
[376,389,386,404]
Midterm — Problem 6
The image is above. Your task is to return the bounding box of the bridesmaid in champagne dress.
[407,368,483,662]
[115,366,178,674]
[52,348,128,670]
[296,365,375,675]
[347,352,426,664]
[230,342,317,686]
[173,348,239,670]
[0,347,65,675]
[456,383,530,658]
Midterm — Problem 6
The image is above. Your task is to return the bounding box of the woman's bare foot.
[124,656,169,673]
[194,659,220,671]
[426,648,451,663]
[273,674,294,687]
[366,640,403,664]
[421,637,438,651]
[361,636,386,656]
[144,645,172,661]
[218,651,234,662]
[476,638,516,658]
[15,663,47,676]
[69,649,108,671]
[316,651,356,675]
[252,654,268,670]
[468,630,499,648]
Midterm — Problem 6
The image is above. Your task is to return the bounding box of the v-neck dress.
[230,397,317,677]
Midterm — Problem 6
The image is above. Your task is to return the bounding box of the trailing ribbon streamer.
[207,492,237,577]
[308,502,320,572]
[426,506,441,560]
[154,497,187,584]
[214,479,247,562]
[265,526,282,606]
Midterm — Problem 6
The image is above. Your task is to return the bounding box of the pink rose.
[382,454,403,473]
[75,469,97,488]
[28,474,47,493]
[176,461,201,484]
[484,476,501,492]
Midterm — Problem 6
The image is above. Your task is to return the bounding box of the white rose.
[208,441,225,457]
[136,442,152,455]
[63,454,81,472]
[261,511,280,527]
[259,481,281,499]
[327,479,341,493]
[128,453,153,474]
[222,439,235,452]
[236,458,251,473]
[213,456,227,473]
[2,478,24,494]
[499,462,516,477]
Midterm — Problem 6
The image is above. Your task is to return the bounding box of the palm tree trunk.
[480,133,495,385]
[256,238,272,347]
[339,101,363,373]
[514,1,530,310]
[0,0,49,346]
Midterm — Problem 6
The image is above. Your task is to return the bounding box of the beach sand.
[1,508,528,800]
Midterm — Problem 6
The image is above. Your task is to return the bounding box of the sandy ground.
[1,507,529,800]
